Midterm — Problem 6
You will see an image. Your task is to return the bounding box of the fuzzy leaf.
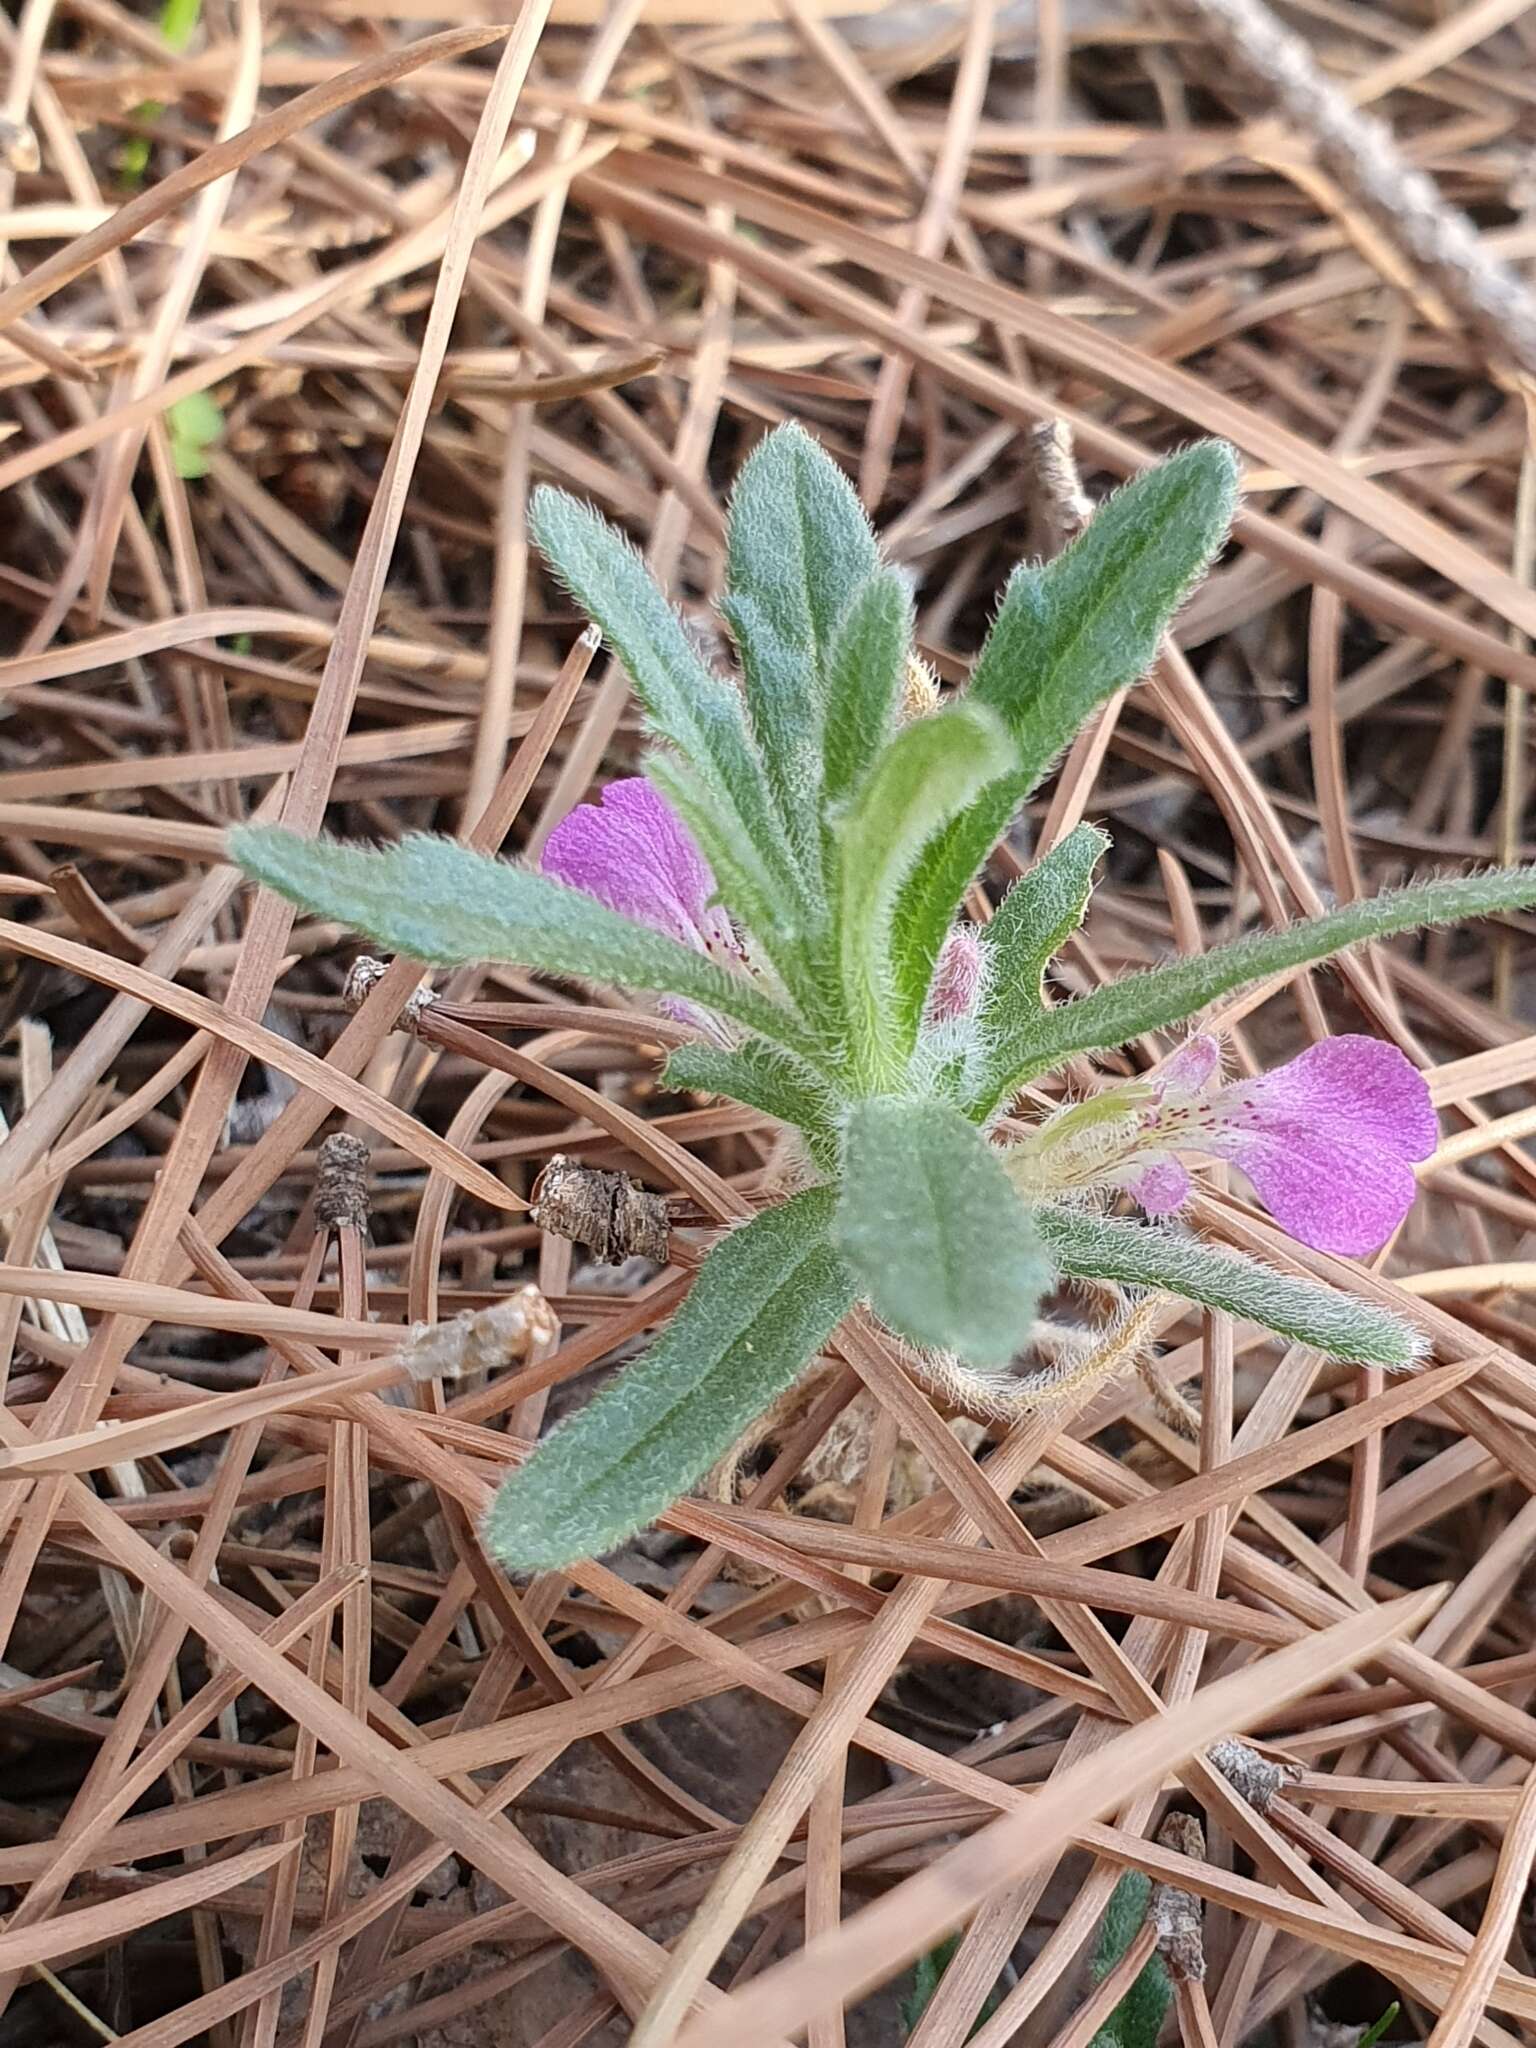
[891,444,1238,1039]
[229,826,816,1054]
[970,442,1239,783]
[972,862,1536,1118]
[642,752,825,1017]
[720,589,822,869]
[480,1187,855,1571]
[836,703,1015,1089]
[723,424,879,851]
[167,390,223,479]
[727,422,879,678]
[664,1038,841,1166]
[529,487,807,933]
[822,568,912,806]
[1090,1874,1170,2048]
[834,1097,1051,1367]
[977,823,1109,1049]
[1035,1207,1427,1368]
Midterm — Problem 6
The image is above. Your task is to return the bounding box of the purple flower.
[1114,1033,1438,1257]
[541,778,742,1037]
[542,778,739,963]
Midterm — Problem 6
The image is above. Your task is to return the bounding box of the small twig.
[1163,0,1536,379]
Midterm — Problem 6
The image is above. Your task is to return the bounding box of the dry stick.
[805,1401,900,2048]
[1496,433,1536,1010]
[670,1593,1443,2048]
[0,922,516,1212]
[856,0,995,510]
[79,0,261,625]
[1160,0,1536,380]
[0,136,624,503]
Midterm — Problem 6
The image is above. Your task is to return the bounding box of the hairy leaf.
[969,442,1240,784]
[529,487,806,930]
[891,443,1238,1038]
[1035,1207,1427,1368]
[480,1187,855,1571]
[822,568,912,807]
[664,1038,841,1166]
[972,862,1536,1117]
[1089,1874,1170,2048]
[642,752,825,1019]
[976,822,1109,1061]
[834,1097,1050,1367]
[230,826,816,1053]
[723,424,879,850]
[836,703,1014,1089]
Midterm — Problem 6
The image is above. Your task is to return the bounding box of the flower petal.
[542,777,728,952]
[1230,1036,1438,1163]
[1153,1032,1221,1099]
[1196,1038,1434,1257]
[1218,1127,1421,1258]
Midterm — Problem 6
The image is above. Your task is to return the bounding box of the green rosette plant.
[231,423,1536,1572]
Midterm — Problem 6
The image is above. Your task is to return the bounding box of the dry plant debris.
[3,0,1536,2043]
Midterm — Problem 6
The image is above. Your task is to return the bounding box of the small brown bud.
[532,1155,670,1265]
[315,1133,370,1234]
[1207,1736,1297,1813]
[1151,1812,1206,1982]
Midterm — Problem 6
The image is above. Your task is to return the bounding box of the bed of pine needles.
[4,0,1536,2042]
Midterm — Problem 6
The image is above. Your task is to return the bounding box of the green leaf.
[834,1097,1051,1368]
[529,488,808,936]
[977,823,1109,1052]
[664,1039,842,1168]
[970,442,1239,787]
[721,426,879,862]
[719,589,820,867]
[642,752,825,1018]
[971,862,1536,1118]
[166,390,222,480]
[836,703,1014,1089]
[890,444,1238,1038]
[822,568,912,807]
[229,826,817,1056]
[1034,1208,1427,1368]
[159,0,202,48]
[1356,2004,1401,2048]
[1089,1874,1170,2048]
[728,423,879,678]
[481,1187,855,1571]
[900,1936,1002,2040]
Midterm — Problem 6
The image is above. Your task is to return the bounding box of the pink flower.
[542,778,739,963]
[541,778,742,1037]
[926,926,986,1026]
[1114,1033,1438,1257]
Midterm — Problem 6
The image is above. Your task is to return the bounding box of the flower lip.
[1124,1032,1438,1259]
[541,776,737,962]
